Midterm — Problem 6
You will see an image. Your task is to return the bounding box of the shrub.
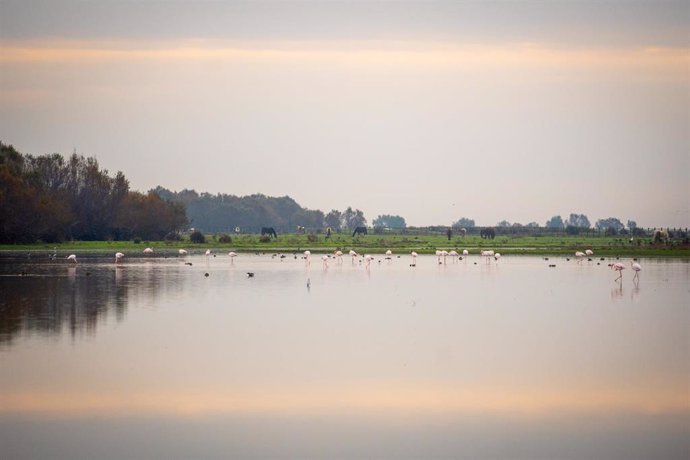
[218,234,232,243]
[132,236,142,244]
[165,231,182,241]
[190,230,206,244]
[259,235,272,243]
[307,233,318,243]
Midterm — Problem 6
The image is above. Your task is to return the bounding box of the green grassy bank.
[1,234,688,257]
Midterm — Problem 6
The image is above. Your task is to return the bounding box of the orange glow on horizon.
[0,39,687,75]
[1,384,687,418]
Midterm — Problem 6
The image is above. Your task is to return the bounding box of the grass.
[1,233,688,257]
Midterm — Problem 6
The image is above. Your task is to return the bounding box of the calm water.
[1,253,688,459]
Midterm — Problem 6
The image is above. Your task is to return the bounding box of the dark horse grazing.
[352,226,367,237]
[261,227,277,238]
[480,228,496,239]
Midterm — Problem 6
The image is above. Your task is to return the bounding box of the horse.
[261,227,277,238]
[480,228,496,239]
[352,226,367,237]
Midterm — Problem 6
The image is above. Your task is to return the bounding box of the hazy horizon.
[1,0,688,228]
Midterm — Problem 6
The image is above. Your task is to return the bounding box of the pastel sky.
[1,0,688,227]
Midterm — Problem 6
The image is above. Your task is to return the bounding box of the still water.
[1,253,688,459]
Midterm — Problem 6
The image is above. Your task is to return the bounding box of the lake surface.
[1,253,688,459]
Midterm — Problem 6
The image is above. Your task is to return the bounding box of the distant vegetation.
[1,143,686,250]
[0,143,186,243]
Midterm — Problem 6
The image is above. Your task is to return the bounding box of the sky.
[1,0,688,228]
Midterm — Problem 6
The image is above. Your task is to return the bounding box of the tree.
[496,220,511,227]
[324,210,342,231]
[525,222,540,228]
[565,213,590,229]
[627,220,637,231]
[453,217,475,228]
[342,207,366,229]
[595,217,625,234]
[372,214,406,229]
[545,215,565,229]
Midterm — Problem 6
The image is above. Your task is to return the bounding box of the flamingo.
[364,254,373,269]
[611,262,625,281]
[481,250,494,263]
[385,249,393,259]
[630,261,642,281]
[334,250,343,263]
[462,249,469,256]
[322,255,329,269]
[115,252,124,263]
[448,250,459,262]
[494,252,501,262]
[410,251,418,266]
[143,247,154,255]
[349,250,358,264]
[205,249,211,256]
[66,254,77,263]
[575,251,585,262]
[304,250,311,266]
[228,251,237,264]
[178,249,188,256]
[585,249,593,256]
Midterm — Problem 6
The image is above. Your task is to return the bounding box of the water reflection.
[0,255,688,459]
[0,266,133,343]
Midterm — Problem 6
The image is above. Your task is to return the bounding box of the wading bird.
[585,249,593,256]
[349,250,358,264]
[115,252,124,263]
[205,249,211,256]
[67,254,77,263]
[334,250,343,263]
[143,247,154,255]
[494,252,501,262]
[178,249,188,256]
[611,262,625,281]
[410,251,418,266]
[304,250,311,266]
[630,261,642,281]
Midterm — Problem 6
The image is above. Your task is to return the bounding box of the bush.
[165,231,182,241]
[259,235,272,243]
[132,236,142,244]
[190,230,206,244]
[307,233,318,243]
[218,234,232,243]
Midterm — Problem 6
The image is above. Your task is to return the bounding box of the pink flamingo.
[66,254,77,263]
[630,261,642,281]
[349,250,358,264]
[611,262,625,281]
[115,252,124,263]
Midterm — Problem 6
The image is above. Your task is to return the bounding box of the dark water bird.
[549,264,556,267]
[544,257,549,261]
[566,258,570,261]
[409,263,416,267]
[247,272,255,277]
[204,273,209,277]
[185,262,193,266]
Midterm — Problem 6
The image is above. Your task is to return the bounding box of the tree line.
[1,143,680,244]
[0,143,186,243]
